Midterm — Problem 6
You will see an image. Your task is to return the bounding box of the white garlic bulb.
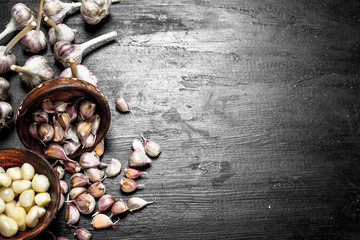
[81,0,120,25]
[59,57,98,87]
[45,17,75,46]
[43,0,82,24]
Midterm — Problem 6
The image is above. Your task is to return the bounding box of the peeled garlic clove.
[0,173,12,187]
[32,174,50,192]
[57,112,71,132]
[69,187,86,200]
[93,138,104,156]
[77,121,92,146]
[86,181,105,199]
[115,97,131,113]
[65,203,80,225]
[33,205,46,218]
[8,207,27,231]
[42,99,55,113]
[84,168,104,183]
[127,197,156,212]
[74,193,95,215]
[33,110,49,123]
[26,206,40,227]
[0,187,15,202]
[70,173,90,187]
[110,200,128,218]
[61,159,81,174]
[143,135,162,157]
[53,116,65,142]
[79,101,96,120]
[59,179,68,194]
[92,194,114,217]
[11,180,31,193]
[19,189,34,207]
[92,214,119,229]
[0,198,5,214]
[34,192,51,207]
[0,167,4,173]
[38,123,55,142]
[132,139,145,154]
[125,168,149,179]
[89,114,100,135]
[6,166,21,181]
[119,178,144,193]
[104,158,121,178]
[128,151,152,167]
[54,165,65,179]
[21,162,35,180]
[79,152,104,169]
[0,214,18,237]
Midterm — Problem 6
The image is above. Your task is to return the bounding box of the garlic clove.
[58,193,65,210]
[77,121,92,146]
[142,135,162,157]
[127,197,156,212]
[119,178,144,193]
[64,124,79,143]
[92,194,115,217]
[115,97,132,113]
[93,138,104,156]
[89,114,100,135]
[84,168,105,183]
[79,101,96,121]
[74,193,95,215]
[29,123,45,146]
[70,173,90,187]
[52,116,65,142]
[59,179,68,194]
[57,112,71,132]
[110,199,128,218]
[69,187,87,200]
[125,168,149,179]
[132,139,145,154]
[32,110,49,123]
[54,165,65,179]
[65,202,80,225]
[53,101,69,112]
[68,225,92,240]
[92,214,119,229]
[79,152,104,169]
[60,159,81,174]
[63,139,81,156]
[44,143,72,161]
[83,133,96,149]
[42,99,55,113]
[38,123,54,142]
[64,98,82,122]
[86,181,106,199]
[104,158,121,179]
[128,151,152,168]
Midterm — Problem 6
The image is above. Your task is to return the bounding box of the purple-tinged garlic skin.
[74,193,96,215]
[59,180,68,194]
[128,151,152,167]
[65,202,80,225]
[120,178,144,193]
[0,77,10,101]
[0,3,35,41]
[104,158,121,178]
[58,193,65,210]
[0,46,16,75]
[75,227,92,240]
[38,123,55,142]
[0,101,14,132]
[59,64,98,87]
[70,173,90,187]
[132,139,145,154]
[92,194,114,217]
[127,197,156,212]
[79,152,103,169]
[54,41,82,67]
[20,30,47,53]
[81,0,113,25]
[84,168,105,183]
[125,168,149,179]
[33,110,49,123]
[115,97,131,113]
[92,214,118,229]
[60,159,81,174]
[48,23,75,46]
[43,0,82,24]
[110,200,128,218]
[86,181,105,198]
[69,187,87,200]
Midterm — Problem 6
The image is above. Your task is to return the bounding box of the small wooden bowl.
[0,148,60,240]
[16,78,111,159]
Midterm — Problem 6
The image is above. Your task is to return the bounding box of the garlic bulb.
[0,3,35,41]
[54,31,117,67]
[10,55,54,90]
[81,0,120,25]
[0,78,10,101]
[45,17,75,46]
[20,0,47,53]
[0,102,14,133]
[59,57,98,87]
[0,21,36,74]
[43,0,82,24]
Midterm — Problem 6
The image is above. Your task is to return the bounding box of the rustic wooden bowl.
[0,148,60,240]
[16,78,111,159]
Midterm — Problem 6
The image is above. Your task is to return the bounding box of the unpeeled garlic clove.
[92,214,119,229]
[63,139,81,156]
[92,194,115,217]
[92,138,104,156]
[69,187,86,200]
[86,181,105,199]
[89,114,100,135]
[132,139,145,154]
[57,112,71,132]
[79,101,96,121]
[54,165,65,179]
[115,97,131,113]
[109,199,128,218]
[128,151,152,167]
[73,193,95,215]
[79,152,105,169]
[70,173,90,187]
[77,121,92,146]
[125,168,149,179]
[84,168,104,183]
[64,124,79,143]
[83,133,96,148]
[53,101,69,112]
[45,143,75,162]
[127,197,156,212]
[42,99,55,113]
[64,98,82,122]
[58,193,65,210]
[52,116,64,142]
[142,134,162,157]
[38,123,54,142]
[29,123,45,146]
[59,179,68,194]
[119,178,144,193]
[33,110,48,123]
[65,202,80,225]
[68,225,92,240]
[104,158,121,179]
[60,159,81,174]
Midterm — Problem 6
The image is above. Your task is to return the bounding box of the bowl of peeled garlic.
[16,77,111,159]
[0,148,61,240]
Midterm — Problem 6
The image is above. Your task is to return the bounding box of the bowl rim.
[15,77,111,159]
[0,147,61,240]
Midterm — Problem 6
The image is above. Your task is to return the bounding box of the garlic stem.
[36,0,44,32]
[112,0,121,2]
[71,2,82,9]
[79,31,117,53]
[4,21,36,55]
[44,16,60,33]
[0,28,13,42]
[10,65,33,76]
[69,57,79,78]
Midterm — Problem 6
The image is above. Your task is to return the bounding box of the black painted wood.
[1,0,360,239]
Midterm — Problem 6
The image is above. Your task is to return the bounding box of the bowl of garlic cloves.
[16,77,111,160]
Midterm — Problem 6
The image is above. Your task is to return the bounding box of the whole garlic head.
[43,0,82,24]
[60,64,98,87]
[20,30,47,53]
[0,46,16,75]
[81,0,113,25]
[48,23,75,46]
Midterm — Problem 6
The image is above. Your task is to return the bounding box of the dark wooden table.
[1,0,360,239]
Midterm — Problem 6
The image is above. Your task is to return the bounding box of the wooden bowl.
[0,148,60,240]
[16,78,111,159]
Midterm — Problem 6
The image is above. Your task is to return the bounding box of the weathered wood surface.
[1,0,360,239]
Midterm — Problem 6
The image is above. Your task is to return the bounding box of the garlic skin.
[120,178,144,193]
[69,187,87,200]
[45,16,75,46]
[63,139,81,156]
[110,200,128,218]
[127,197,156,212]
[43,0,82,24]
[0,78,10,101]
[92,194,115,217]
[33,110,49,123]
[38,123,55,142]
[10,55,54,90]
[73,193,96,215]
[79,152,104,169]
[125,168,149,179]
[0,3,35,41]
[104,158,121,179]
[86,181,105,198]
[70,173,90,187]
[115,97,131,113]
[84,168,105,183]
[92,214,119,229]
[143,136,162,157]
[60,64,98,87]
[65,202,80,225]
[128,151,152,168]
[81,0,117,25]
[93,138,104,156]
[20,30,47,53]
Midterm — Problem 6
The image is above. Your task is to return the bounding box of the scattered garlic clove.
[125,168,149,179]
[109,199,128,218]
[128,151,152,167]
[103,158,121,180]
[92,194,115,217]
[142,134,162,157]
[92,214,119,229]
[69,187,86,200]
[73,193,95,215]
[86,181,105,198]
[79,152,106,169]
[115,97,131,113]
[65,202,80,225]
[84,168,104,183]
[54,165,65,179]
[119,178,144,193]
[127,197,156,212]
[93,138,104,156]
[60,159,81,174]
[132,139,145,154]
[58,193,65,210]
[59,179,68,194]
[74,226,92,240]
[70,173,90,187]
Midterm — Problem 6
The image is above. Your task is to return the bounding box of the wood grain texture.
[0,0,360,239]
